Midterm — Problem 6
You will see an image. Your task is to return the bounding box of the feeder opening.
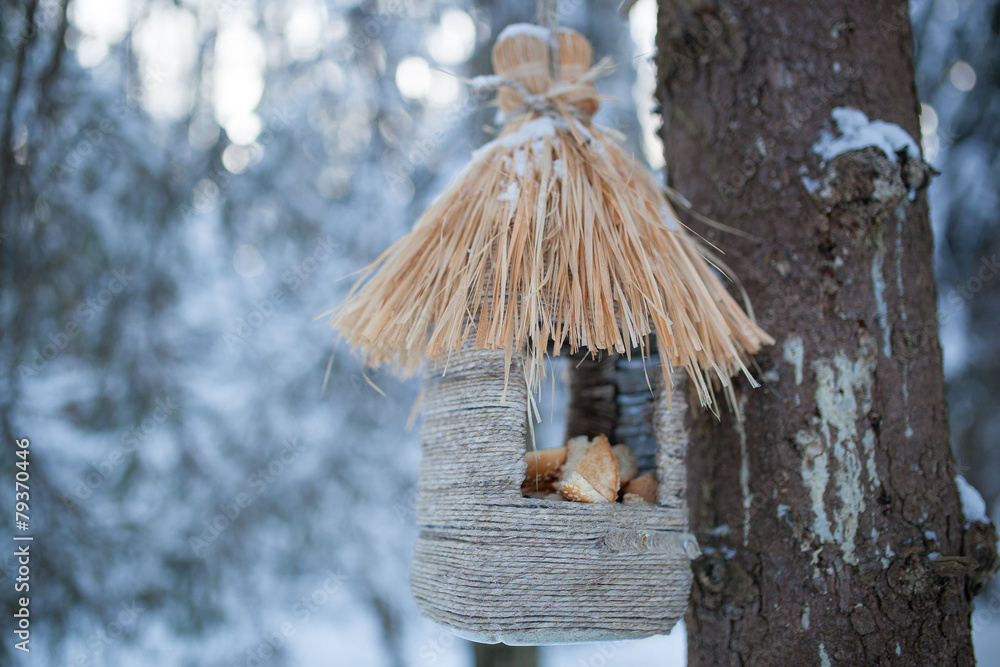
[521,338,670,504]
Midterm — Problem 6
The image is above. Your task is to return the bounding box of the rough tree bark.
[656,0,997,664]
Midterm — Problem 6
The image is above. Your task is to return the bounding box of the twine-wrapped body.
[411,339,698,644]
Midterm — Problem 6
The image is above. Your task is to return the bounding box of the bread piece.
[523,490,565,501]
[622,492,646,504]
[611,444,637,485]
[562,435,592,472]
[522,445,567,492]
[555,471,611,503]
[623,472,657,504]
[573,435,619,502]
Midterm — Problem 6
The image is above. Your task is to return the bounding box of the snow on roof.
[468,116,559,164]
[497,23,554,44]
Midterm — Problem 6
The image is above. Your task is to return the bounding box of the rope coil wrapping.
[411,338,697,643]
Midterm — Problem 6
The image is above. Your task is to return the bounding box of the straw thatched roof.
[327,26,773,411]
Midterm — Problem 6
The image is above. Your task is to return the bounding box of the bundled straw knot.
[491,25,603,120]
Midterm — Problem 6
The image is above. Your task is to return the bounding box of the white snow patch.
[552,158,564,178]
[469,74,503,93]
[802,175,820,193]
[956,475,988,523]
[497,23,554,44]
[819,643,831,667]
[496,117,557,148]
[470,117,558,164]
[531,138,548,164]
[459,118,565,184]
[497,181,520,205]
[813,107,919,163]
[801,603,810,630]
[513,149,528,177]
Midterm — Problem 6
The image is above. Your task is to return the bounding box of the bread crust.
[522,445,567,493]
[623,472,657,504]
[522,435,643,504]
[571,435,619,502]
[611,443,637,485]
[555,470,611,503]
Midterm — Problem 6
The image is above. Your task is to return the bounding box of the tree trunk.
[656,1,989,663]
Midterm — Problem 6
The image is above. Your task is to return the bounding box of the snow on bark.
[813,107,919,163]
[955,475,988,523]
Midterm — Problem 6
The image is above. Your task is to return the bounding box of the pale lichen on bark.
[793,333,879,566]
[734,396,751,547]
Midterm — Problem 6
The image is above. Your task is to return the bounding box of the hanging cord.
[537,0,559,79]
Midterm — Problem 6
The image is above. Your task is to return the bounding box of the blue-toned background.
[1,0,997,664]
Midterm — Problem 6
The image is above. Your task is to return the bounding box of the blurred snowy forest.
[0,0,997,665]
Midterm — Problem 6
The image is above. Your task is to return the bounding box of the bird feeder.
[328,24,772,644]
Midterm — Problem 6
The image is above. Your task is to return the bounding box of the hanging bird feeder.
[327,21,772,645]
